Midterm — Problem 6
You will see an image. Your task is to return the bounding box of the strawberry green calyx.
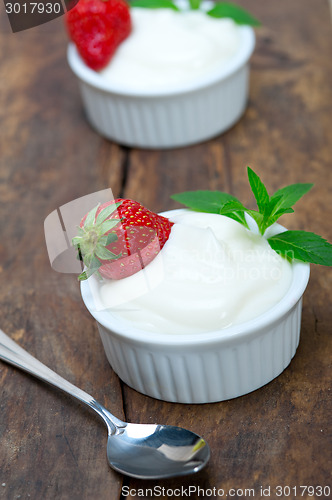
[72,198,174,281]
[72,202,122,281]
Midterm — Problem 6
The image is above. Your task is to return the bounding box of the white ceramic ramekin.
[67,25,255,149]
[80,210,310,404]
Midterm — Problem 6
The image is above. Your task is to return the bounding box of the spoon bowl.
[0,329,209,479]
[107,423,209,479]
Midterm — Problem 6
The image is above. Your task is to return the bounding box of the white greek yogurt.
[95,211,293,335]
[100,7,242,90]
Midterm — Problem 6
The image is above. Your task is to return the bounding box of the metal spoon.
[0,329,209,479]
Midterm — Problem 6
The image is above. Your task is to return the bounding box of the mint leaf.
[130,0,180,10]
[260,194,285,234]
[171,190,241,214]
[189,0,201,9]
[171,190,248,227]
[259,183,313,234]
[268,231,332,266]
[265,207,294,228]
[274,207,294,218]
[270,183,313,211]
[218,199,245,214]
[247,167,270,215]
[246,169,302,235]
[206,2,261,26]
[218,200,248,227]
[246,209,263,229]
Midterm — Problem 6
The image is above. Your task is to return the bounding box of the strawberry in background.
[65,0,132,71]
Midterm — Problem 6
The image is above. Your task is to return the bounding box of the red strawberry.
[72,199,174,280]
[65,0,132,71]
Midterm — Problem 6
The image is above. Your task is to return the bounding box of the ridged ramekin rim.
[80,210,310,347]
[67,26,255,98]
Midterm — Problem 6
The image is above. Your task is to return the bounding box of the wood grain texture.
[0,0,331,499]
[0,15,125,500]
[120,0,332,497]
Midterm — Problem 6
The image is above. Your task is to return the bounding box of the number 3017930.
[5,2,62,14]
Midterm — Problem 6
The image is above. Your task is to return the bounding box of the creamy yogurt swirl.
[96,211,293,335]
[100,7,242,90]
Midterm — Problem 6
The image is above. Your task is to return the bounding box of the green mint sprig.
[130,0,180,10]
[129,0,261,26]
[171,167,332,266]
[206,2,260,25]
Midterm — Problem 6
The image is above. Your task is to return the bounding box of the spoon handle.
[0,329,124,432]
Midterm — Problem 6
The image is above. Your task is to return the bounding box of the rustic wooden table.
[0,1,331,499]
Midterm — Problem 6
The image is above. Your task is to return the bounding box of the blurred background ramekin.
[67,26,255,149]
